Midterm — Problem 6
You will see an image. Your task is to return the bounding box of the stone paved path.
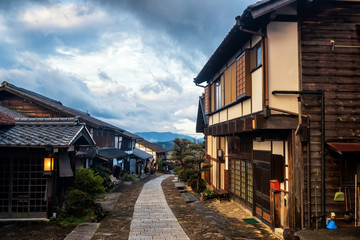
[128,175,190,240]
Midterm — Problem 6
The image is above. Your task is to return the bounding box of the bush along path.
[91,174,159,240]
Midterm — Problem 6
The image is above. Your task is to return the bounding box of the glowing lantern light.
[44,157,54,173]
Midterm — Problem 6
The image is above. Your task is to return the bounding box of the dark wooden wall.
[1,95,65,118]
[0,91,117,148]
[93,129,114,148]
[300,0,360,224]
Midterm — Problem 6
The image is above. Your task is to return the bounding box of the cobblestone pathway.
[128,175,189,240]
[162,176,279,240]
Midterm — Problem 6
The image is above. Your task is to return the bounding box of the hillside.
[135,132,203,143]
[135,132,204,151]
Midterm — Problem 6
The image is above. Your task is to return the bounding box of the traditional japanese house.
[0,81,139,172]
[0,81,140,219]
[136,138,167,162]
[127,148,153,175]
[195,0,360,230]
[0,115,95,219]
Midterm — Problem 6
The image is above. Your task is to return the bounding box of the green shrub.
[61,189,105,223]
[62,189,94,219]
[92,165,112,188]
[177,167,185,182]
[156,158,163,171]
[74,168,106,198]
[190,178,207,193]
[201,189,216,199]
[122,173,136,182]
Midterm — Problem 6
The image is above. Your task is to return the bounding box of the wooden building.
[0,81,140,219]
[136,138,167,161]
[195,0,360,230]
[0,116,95,219]
[0,81,139,171]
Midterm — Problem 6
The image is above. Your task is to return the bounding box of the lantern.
[44,157,54,173]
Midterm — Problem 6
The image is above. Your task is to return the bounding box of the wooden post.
[270,189,275,230]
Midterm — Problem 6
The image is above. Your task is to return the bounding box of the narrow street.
[128,175,189,240]
[91,174,279,240]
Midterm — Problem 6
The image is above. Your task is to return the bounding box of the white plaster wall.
[251,68,263,113]
[228,103,242,120]
[213,112,220,125]
[207,136,212,158]
[220,109,228,122]
[253,141,271,151]
[268,21,299,113]
[243,100,252,116]
[272,141,284,155]
[212,136,217,157]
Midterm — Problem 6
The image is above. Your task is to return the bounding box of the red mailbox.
[270,180,280,191]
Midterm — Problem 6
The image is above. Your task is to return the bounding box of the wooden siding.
[205,87,210,114]
[224,67,232,105]
[93,129,114,148]
[300,1,360,224]
[1,97,66,118]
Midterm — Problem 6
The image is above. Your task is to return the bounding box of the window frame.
[251,41,262,71]
[236,50,251,100]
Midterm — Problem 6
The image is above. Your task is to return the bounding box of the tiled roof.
[194,0,292,84]
[0,81,139,139]
[98,147,128,160]
[0,117,94,147]
[0,112,15,125]
[136,138,167,153]
[0,105,26,119]
[133,148,153,160]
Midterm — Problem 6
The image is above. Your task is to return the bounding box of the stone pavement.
[162,176,279,240]
[65,223,100,240]
[128,175,190,240]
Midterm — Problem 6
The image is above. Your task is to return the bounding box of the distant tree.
[172,138,211,193]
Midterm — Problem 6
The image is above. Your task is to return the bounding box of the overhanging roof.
[194,0,294,84]
[136,138,167,153]
[0,117,95,147]
[327,142,360,155]
[0,81,139,140]
[133,148,153,160]
[98,147,128,159]
[196,94,208,133]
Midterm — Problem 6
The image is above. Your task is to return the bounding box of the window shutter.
[211,83,216,112]
[236,50,251,99]
[205,87,210,114]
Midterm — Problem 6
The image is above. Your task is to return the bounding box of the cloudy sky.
[0,0,252,137]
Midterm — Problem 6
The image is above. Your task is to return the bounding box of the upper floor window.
[251,42,262,70]
[216,79,222,110]
[236,50,251,99]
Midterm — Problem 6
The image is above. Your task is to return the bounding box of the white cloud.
[19,3,107,30]
[174,105,198,120]
[0,0,244,136]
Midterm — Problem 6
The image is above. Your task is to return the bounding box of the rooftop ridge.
[15,116,83,126]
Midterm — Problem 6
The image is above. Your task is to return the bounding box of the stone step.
[175,182,186,189]
[182,192,198,203]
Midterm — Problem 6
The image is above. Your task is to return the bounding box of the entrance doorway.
[253,150,271,224]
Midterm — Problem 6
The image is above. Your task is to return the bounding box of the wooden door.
[253,150,271,224]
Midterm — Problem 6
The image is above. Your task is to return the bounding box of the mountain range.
[135,132,204,151]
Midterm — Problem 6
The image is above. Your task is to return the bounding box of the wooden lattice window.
[235,50,251,99]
